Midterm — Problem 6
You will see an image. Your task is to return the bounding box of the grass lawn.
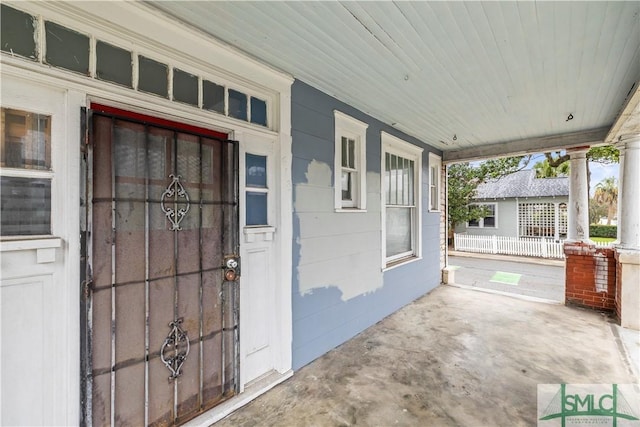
[590,237,616,243]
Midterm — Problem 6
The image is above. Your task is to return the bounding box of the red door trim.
[90,103,229,140]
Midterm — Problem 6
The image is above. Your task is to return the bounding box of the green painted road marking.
[490,271,521,285]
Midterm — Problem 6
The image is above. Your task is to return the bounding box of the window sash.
[468,204,496,228]
[385,206,414,260]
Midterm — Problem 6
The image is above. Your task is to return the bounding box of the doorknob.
[224,256,240,281]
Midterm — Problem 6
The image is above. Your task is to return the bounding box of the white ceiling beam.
[442,126,610,164]
[605,81,640,145]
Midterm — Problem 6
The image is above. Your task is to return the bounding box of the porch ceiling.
[146,1,639,159]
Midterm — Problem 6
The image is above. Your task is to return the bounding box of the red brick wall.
[564,242,616,312]
[615,251,623,322]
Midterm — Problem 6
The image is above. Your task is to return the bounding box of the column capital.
[618,133,640,148]
[566,146,590,157]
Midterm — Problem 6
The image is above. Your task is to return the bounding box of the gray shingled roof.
[474,169,569,199]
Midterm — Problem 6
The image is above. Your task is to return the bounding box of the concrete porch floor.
[217,285,638,427]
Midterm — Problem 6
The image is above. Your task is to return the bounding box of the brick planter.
[564,242,616,312]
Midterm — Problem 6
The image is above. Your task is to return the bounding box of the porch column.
[615,143,625,242]
[618,134,640,250]
[616,133,640,330]
[567,147,590,242]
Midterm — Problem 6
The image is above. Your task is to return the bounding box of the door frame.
[81,103,244,425]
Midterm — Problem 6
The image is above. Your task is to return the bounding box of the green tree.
[589,197,608,225]
[534,158,569,178]
[537,145,619,186]
[593,177,618,225]
[447,156,527,242]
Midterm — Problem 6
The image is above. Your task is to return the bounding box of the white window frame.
[381,131,423,269]
[428,153,441,212]
[334,110,368,211]
[467,203,498,228]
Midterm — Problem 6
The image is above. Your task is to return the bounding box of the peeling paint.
[294,160,383,301]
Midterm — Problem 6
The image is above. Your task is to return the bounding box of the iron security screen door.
[84,105,239,426]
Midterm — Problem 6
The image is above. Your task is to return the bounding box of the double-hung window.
[1,108,52,236]
[468,203,497,228]
[428,153,442,212]
[382,132,422,267]
[334,111,368,211]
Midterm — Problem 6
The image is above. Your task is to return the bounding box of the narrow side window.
[334,111,368,211]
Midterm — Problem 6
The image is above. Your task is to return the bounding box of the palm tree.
[593,177,618,225]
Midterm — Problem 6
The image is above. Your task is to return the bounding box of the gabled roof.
[475,170,568,199]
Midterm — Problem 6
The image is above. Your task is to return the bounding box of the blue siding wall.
[291,80,443,370]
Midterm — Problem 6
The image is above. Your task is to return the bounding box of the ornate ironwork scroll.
[160,174,190,231]
[160,318,190,380]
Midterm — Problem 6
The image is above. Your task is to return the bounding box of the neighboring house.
[0,3,444,426]
[455,170,569,241]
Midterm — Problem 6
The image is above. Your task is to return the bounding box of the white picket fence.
[453,234,615,259]
[453,233,566,259]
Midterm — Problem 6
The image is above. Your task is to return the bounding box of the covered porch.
[210,285,637,426]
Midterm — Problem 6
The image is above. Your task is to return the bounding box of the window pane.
[341,137,348,168]
[341,171,352,201]
[45,21,89,74]
[228,89,247,121]
[348,138,355,169]
[138,55,168,98]
[203,80,225,113]
[246,154,267,188]
[246,192,267,226]
[173,68,198,106]
[1,108,51,170]
[1,5,36,59]
[385,153,390,204]
[483,216,495,227]
[468,218,480,227]
[402,158,409,205]
[96,41,132,87]
[250,97,267,126]
[390,155,397,205]
[386,207,412,257]
[408,160,414,205]
[1,176,51,236]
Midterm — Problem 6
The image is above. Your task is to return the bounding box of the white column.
[615,144,625,242]
[618,134,640,250]
[617,133,640,330]
[567,148,590,242]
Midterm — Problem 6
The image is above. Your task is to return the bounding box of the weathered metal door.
[82,105,239,426]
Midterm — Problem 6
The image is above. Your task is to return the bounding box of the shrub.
[589,224,617,238]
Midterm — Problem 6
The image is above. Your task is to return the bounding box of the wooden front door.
[83,105,239,426]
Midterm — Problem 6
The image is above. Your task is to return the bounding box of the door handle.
[224,256,240,281]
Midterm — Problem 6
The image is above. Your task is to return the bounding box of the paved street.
[449,254,565,302]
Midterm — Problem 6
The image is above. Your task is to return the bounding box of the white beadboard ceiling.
[147,1,639,157]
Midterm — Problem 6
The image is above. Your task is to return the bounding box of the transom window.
[1,4,271,128]
[1,107,52,236]
[382,132,422,266]
[468,203,497,228]
[334,111,368,211]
